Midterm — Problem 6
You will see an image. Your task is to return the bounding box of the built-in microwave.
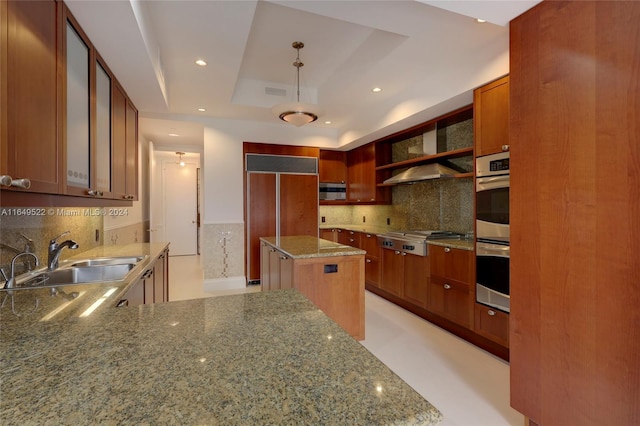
[319,182,346,200]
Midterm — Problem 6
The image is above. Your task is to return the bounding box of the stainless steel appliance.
[475,152,510,312]
[319,182,346,200]
[475,152,509,243]
[377,230,461,256]
[476,241,510,312]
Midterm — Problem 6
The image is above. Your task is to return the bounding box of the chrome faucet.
[48,231,79,271]
[5,252,39,289]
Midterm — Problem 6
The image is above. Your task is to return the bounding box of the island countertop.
[260,235,365,259]
[0,289,443,425]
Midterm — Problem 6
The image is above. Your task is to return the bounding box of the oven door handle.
[476,243,510,257]
[476,175,510,191]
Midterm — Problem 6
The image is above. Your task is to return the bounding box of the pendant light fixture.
[271,41,322,127]
[176,152,186,167]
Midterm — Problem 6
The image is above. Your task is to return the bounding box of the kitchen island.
[260,235,366,340]
[1,288,443,424]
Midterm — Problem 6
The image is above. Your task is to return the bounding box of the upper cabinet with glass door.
[64,15,92,197]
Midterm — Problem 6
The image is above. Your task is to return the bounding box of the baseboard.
[203,276,247,291]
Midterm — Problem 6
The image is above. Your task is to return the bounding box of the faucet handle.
[50,231,71,244]
[18,233,34,252]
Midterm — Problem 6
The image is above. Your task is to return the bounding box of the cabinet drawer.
[474,303,509,347]
[428,276,472,328]
[429,245,473,284]
[360,233,379,256]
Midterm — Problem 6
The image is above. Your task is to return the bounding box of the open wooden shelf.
[375,147,474,171]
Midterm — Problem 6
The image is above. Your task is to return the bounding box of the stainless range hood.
[383,163,460,185]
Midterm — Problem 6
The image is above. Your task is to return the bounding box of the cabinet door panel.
[95,60,112,193]
[474,303,509,347]
[279,173,318,237]
[360,233,378,256]
[364,255,380,288]
[125,99,137,199]
[247,173,277,282]
[268,247,280,290]
[474,75,510,157]
[112,84,127,196]
[430,245,473,284]
[124,280,144,307]
[403,254,430,309]
[65,19,90,193]
[5,0,60,193]
[319,150,347,183]
[380,249,403,297]
[428,276,471,327]
[279,255,293,289]
[153,258,165,303]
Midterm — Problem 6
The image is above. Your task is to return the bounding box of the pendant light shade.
[271,42,322,126]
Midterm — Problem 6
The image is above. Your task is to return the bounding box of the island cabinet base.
[293,255,365,340]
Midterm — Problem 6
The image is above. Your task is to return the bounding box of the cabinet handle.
[0,175,12,186]
[401,252,407,256]
[366,234,372,238]
[10,178,31,189]
[280,256,287,260]
[394,250,401,255]
[488,309,496,316]
[116,299,129,307]
[444,247,451,253]
[501,144,510,152]
[443,283,451,290]
[269,248,276,252]
[349,238,355,242]
[366,259,372,263]
[87,189,103,197]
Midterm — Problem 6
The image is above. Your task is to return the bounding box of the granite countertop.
[427,238,475,251]
[261,235,366,259]
[0,289,443,425]
[0,243,169,322]
[320,225,475,251]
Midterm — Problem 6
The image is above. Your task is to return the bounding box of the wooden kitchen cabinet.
[474,75,510,157]
[336,228,351,246]
[319,150,347,183]
[112,83,138,201]
[403,253,430,309]
[1,1,138,205]
[320,228,338,242]
[474,303,509,347]
[510,3,640,424]
[347,143,390,204]
[360,232,381,288]
[428,245,473,328]
[122,247,170,306]
[380,249,405,298]
[2,0,61,194]
[261,243,293,290]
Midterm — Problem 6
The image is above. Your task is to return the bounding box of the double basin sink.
[4,255,147,290]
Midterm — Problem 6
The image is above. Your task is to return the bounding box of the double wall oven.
[475,152,510,312]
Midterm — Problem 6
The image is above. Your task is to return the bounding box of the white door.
[163,161,198,255]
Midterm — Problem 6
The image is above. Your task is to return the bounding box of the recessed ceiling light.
[197,108,206,112]
[168,133,179,137]
[324,120,332,125]
[476,18,487,23]
[195,59,207,67]
[372,87,382,93]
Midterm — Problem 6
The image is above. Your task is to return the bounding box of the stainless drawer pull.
[443,283,451,290]
[488,310,496,316]
[366,259,372,263]
[444,247,451,253]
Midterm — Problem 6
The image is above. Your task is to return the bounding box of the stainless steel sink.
[13,264,135,289]
[70,255,147,267]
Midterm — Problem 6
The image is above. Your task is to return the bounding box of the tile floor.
[168,255,523,426]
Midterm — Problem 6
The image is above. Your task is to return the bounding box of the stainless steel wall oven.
[475,152,510,312]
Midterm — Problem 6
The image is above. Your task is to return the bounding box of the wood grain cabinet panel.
[474,303,509,347]
[3,0,61,194]
[510,2,640,424]
[428,276,471,328]
[474,75,510,157]
[319,150,347,183]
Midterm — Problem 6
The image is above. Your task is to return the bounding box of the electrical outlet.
[321,216,326,223]
[95,229,100,241]
[386,217,391,225]
[363,216,366,223]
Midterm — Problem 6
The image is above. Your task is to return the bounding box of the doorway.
[150,150,201,256]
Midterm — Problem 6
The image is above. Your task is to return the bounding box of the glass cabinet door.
[65,21,90,190]
[95,61,111,193]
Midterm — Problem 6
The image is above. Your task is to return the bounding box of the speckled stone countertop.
[427,238,475,251]
[1,289,443,425]
[320,224,391,235]
[261,235,366,259]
